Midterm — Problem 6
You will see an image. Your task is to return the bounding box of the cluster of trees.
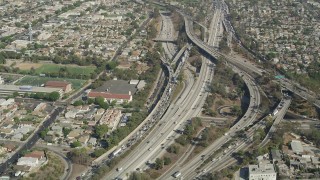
[94,125,109,139]
[166,144,180,154]
[202,94,217,116]
[39,128,49,139]
[153,156,172,170]
[203,60,246,117]
[0,51,22,64]
[128,172,152,180]
[218,34,231,54]
[70,141,82,148]
[91,148,107,158]
[67,148,91,165]
[0,35,14,48]
[175,118,203,146]
[54,1,82,15]
[74,97,118,110]
[52,52,106,68]
[28,92,60,101]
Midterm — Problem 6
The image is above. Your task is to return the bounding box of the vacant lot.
[16,62,43,70]
[35,64,96,76]
[15,76,87,90]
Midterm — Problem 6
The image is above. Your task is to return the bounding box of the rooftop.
[92,80,137,95]
[0,84,61,93]
[249,163,276,175]
[291,140,304,153]
[88,91,131,100]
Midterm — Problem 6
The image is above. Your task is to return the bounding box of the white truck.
[272,109,278,116]
[112,148,122,157]
[173,171,182,178]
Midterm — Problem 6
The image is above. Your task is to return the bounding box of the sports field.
[15,76,87,90]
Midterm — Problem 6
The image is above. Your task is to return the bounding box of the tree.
[39,128,49,139]
[91,148,106,158]
[71,141,82,148]
[154,158,163,170]
[128,172,151,180]
[167,144,180,154]
[83,40,90,49]
[73,100,84,106]
[231,105,242,116]
[12,91,19,97]
[62,127,72,138]
[95,97,109,109]
[46,92,60,101]
[106,61,118,70]
[95,125,109,139]
[67,148,90,165]
[163,157,171,165]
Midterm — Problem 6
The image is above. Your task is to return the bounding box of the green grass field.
[15,76,87,90]
[34,64,96,76]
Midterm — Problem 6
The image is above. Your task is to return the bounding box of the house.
[24,151,45,160]
[88,137,97,146]
[88,91,132,104]
[45,81,72,93]
[65,110,78,119]
[78,135,90,145]
[0,128,13,135]
[33,103,47,112]
[3,144,16,152]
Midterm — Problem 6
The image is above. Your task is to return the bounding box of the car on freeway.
[116,167,123,172]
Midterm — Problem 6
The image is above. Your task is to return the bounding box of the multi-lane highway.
[194,98,293,179]
[207,1,222,47]
[159,13,177,60]
[106,54,214,179]
[161,65,261,179]
[105,16,214,177]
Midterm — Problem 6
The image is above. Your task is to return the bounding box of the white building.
[291,140,304,154]
[249,163,277,180]
[17,157,39,167]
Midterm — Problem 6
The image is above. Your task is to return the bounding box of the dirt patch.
[15,62,43,70]
[69,164,88,180]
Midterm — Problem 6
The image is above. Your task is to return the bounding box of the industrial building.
[249,163,277,180]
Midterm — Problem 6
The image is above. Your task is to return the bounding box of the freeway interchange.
[83,1,320,180]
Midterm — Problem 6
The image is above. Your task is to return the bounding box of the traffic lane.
[112,60,210,178]
[116,66,206,177]
[106,71,197,178]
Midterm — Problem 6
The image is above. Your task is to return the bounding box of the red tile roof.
[24,151,45,160]
[88,91,131,100]
[45,81,70,90]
